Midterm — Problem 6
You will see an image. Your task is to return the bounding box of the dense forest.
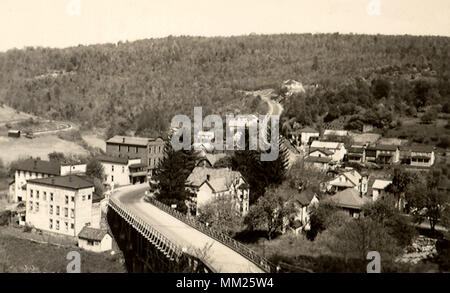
[0,34,449,138]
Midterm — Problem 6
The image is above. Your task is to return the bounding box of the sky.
[0,0,449,52]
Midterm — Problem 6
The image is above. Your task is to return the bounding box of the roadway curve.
[111,184,265,273]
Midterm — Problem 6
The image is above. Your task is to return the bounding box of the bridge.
[107,184,276,273]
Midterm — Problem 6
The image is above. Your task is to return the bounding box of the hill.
[0,34,449,137]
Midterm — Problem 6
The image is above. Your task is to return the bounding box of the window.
[64,208,68,218]
[71,196,74,202]
[30,189,33,198]
[29,201,33,211]
[50,205,53,215]
[122,166,125,173]
[88,194,91,200]
[70,223,74,229]
[35,202,39,212]
[111,176,114,182]
[71,209,74,219]
[49,219,53,229]
[65,222,68,231]
[135,146,138,153]
[36,190,39,200]
[87,240,94,246]
[127,146,130,152]
[56,206,60,216]
[56,220,59,230]
[82,195,86,201]
[50,193,54,201]
[43,192,47,201]
[65,195,69,205]
[112,165,114,172]
[119,145,121,152]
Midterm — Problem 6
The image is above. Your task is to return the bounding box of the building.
[186,167,249,216]
[329,188,372,218]
[25,175,95,237]
[12,159,87,203]
[289,190,320,232]
[8,130,21,138]
[371,179,392,201]
[105,136,165,177]
[400,146,435,168]
[375,145,400,165]
[97,155,147,187]
[304,156,332,172]
[77,226,113,252]
[310,141,347,162]
[323,129,349,138]
[326,169,368,195]
[291,127,320,146]
[347,145,366,163]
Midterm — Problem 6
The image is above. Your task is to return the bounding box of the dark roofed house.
[374,144,400,164]
[77,226,112,252]
[328,188,372,218]
[15,159,61,176]
[400,145,435,168]
[304,156,332,172]
[8,130,21,138]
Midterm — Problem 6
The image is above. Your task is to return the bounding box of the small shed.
[8,130,21,138]
[77,226,113,252]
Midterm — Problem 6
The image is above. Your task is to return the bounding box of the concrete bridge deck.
[111,184,266,273]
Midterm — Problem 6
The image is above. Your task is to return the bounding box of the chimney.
[206,174,210,181]
[122,137,125,143]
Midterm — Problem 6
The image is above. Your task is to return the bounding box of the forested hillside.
[0,34,449,137]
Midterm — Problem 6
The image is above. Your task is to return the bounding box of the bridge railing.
[109,196,183,261]
[145,196,277,273]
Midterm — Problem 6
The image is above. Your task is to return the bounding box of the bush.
[437,136,450,149]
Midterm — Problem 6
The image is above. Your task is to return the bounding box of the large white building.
[25,175,95,237]
[97,155,147,187]
[12,159,86,203]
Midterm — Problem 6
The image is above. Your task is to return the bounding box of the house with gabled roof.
[310,140,347,162]
[328,188,372,218]
[371,179,392,201]
[304,156,332,172]
[326,169,368,195]
[77,226,113,252]
[186,166,249,216]
[97,155,147,187]
[400,145,435,168]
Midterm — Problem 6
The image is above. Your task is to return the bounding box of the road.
[255,89,300,167]
[111,184,265,273]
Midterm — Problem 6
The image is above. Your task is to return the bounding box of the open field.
[82,133,106,152]
[0,135,89,165]
[0,105,33,124]
[0,230,126,273]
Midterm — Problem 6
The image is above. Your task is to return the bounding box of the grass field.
[0,105,33,124]
[0,231,126,273]
[0,135,89,165]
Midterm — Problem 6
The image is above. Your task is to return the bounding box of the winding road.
[111,184,265,273]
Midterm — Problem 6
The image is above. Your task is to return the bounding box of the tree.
[307,201,349,241]
[244,187,295,240]
[197,197,244,237]
[406,182,449,232]
[48,152,66,162]
[386,167,414,211]
[153,140,199,214]
[86,158,104,180]
[362,196,417,247]
[371,78,391,99]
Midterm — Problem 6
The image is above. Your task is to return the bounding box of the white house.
[310,141,347,162]
[25,175,95,237]
[327,169,368,195]
[77,226,113,252]
[98,155,146,187]
[329,188,372,218]
[186,167,249,216]
[304,156,332,172]
[292,127,320,146]
[323,129,349,138]
[371,179,392,201]
[281,80,306,96]
[290,190,320,232]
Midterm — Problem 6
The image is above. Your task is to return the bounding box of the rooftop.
[375,144,399,151]
[15,159,61,176]
[187,167,243,187]
[372,179,392,190]
[310,141,342,150]
[78,226,109,241]
[106,135,151,146]
[97,155,129,165]
[304,156,332,164]
[400,145,434,153]
[27,175,94,190]
[309,148,334,156]
[330,188,371,210]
